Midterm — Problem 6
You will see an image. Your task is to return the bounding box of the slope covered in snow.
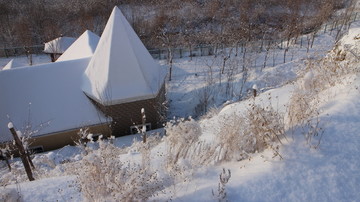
[157,79,360,201]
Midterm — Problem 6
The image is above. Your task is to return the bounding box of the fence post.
[8,123,35,181]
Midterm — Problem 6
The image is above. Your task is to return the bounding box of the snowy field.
[1,18,360,202]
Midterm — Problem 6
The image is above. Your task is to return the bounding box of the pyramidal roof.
[82,7,165,105]
[57,30,100,62]
[44,36,76,54]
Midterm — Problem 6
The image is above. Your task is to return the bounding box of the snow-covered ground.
[0,55,51,70]
[1,17,360,202]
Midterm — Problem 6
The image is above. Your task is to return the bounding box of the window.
[130,123,151,134]
[29,146,44,154]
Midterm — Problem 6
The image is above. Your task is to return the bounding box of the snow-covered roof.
[57,31,100,62]
[2,59,24,70]
[44,37,76,54]
[0,58,109,143]
[0,6,166,143]
[82,7,165,106]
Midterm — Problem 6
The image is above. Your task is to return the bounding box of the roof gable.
[82,7,165,106]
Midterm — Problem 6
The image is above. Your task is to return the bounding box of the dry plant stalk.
[214,104,286,162]
[212,168,231,202]
[72,140,163,201]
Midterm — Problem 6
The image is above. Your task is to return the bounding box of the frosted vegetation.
[1,1,360,201]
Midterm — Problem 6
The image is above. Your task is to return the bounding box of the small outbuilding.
[43,36,76,62]
[82,7,166,135]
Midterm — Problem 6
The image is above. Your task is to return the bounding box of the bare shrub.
[214,113,247,162]
[288,46,356,128]
[286,86,326,148]
[287,36,359,146]
[201,107,221,120]
[215,104,285,162]
[165,118,201,166]
[165,101,286,167]
[286,89,318,129]
[246,104,286,149]
[130,133,162,169]
[73,139,163,201]
[194,85,215,116]
[302,44,359,93]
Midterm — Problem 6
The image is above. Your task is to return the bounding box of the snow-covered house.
[0,7,166,152]
[56,30,100,62]
[82,6,166,136]
[43,36,76,62]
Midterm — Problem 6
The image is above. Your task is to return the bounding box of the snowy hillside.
[1,16,360,202]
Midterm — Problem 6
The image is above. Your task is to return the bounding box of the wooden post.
[252,84,258,98]
[8,123,35,181]
[141,109,147,143]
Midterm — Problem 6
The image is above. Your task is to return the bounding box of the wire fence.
[0,45,44,58]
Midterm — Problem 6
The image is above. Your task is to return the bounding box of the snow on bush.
[165,117,202,166]
[287,31,360,146]
[214,103,285,162]
[70,139,163,201]
[163,103,285,168]
[129,133,162,170]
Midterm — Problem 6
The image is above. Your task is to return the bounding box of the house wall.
[0,123,110,153]
[90,83,166,136]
